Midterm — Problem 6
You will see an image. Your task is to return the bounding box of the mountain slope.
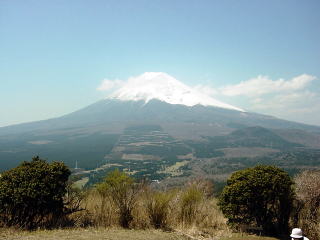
[0,99,319,138]
[0,98,319,171]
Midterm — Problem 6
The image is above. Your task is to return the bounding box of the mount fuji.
[0,72,320,179]
[108,72,244,112]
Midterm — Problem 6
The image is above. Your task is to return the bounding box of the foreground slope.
[0,228,281,240]
[0,229,189,240]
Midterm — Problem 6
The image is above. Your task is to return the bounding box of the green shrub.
[218,165,294,235]
[0,156,71,229]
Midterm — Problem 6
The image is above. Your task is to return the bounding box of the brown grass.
[77,189,118,227]
[66,183,229,239]
[0,228,282,240]
[76,183,228,231]
[0,228,189,240]
[219,234,280,240]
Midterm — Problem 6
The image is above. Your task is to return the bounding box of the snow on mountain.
[108,72,244,112]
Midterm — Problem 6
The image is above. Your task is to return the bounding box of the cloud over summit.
[97,79,124,91]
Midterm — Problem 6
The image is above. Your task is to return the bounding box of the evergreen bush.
[0,156,71,229]
[218,165,294,235]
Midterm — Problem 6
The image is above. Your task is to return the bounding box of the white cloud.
[193,84,218,96]
[194,73,319,125]
[97,79,124,91]
[221,74,316,97]
[248,90,320,125]
[251,91,317,110]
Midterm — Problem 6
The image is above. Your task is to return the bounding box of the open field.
[0,228,281,240]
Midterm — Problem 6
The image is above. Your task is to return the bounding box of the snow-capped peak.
[108,72,244,112]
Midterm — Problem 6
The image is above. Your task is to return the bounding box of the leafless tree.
[294,170,320,240]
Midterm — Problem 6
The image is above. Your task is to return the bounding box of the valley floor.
[0,228,281,240]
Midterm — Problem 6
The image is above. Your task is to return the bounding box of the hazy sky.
[1,0,320,127]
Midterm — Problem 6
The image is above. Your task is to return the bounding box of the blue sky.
[1,0,320,126]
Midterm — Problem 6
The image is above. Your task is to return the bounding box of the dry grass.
[77,183,228,232]
[64,184,231,239]
[0,228,189,240]
[219,234,280,240]
[0,228,282,240]
[78,189,118,227]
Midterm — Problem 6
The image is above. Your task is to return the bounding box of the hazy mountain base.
[2,99,319,137]
[1,119,320,191]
